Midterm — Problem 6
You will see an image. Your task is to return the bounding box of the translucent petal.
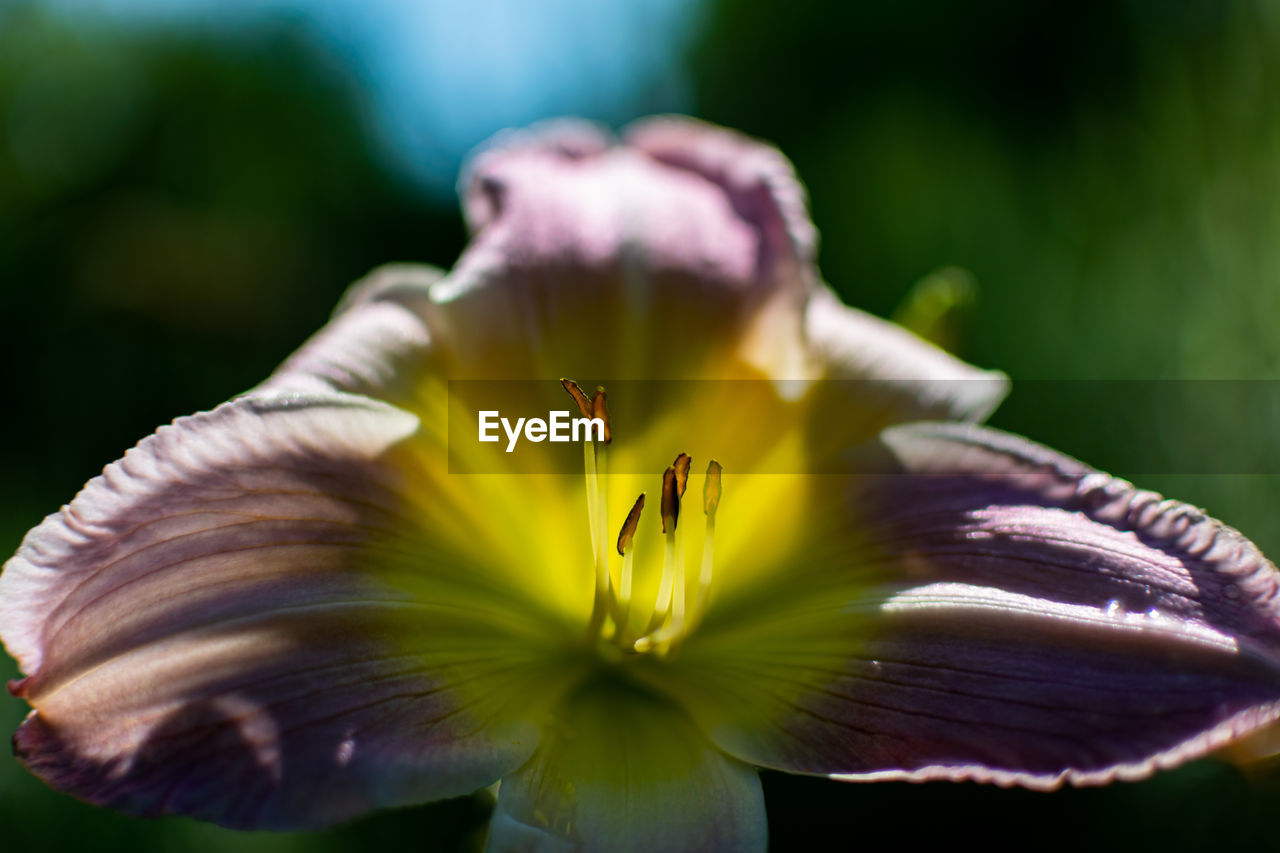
[486,677,766,853]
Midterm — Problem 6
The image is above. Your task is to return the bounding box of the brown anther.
[617,493,645,555]
[661,466,680,534]
[590,387,612,444]
[672,453,691,499]
[703,460,723,519]
[560,378,594,419]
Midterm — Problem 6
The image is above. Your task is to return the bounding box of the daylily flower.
[5,117,1280,852]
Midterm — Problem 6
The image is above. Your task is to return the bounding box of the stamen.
[637,459,722,655]
[565,377,612,640]
[591,392,611,623]
[670,510,687,642]
[582,443,610,639]
[634,518,679,655]
[669,453,690,636]
[614,493,645,639]
[689,460,722,632]
[649,465,679,626]
[583,439,601,558]
[560,378,720,656]
[647,457,689,644]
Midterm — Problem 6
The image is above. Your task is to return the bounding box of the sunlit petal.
[623,114,817,284]
[653,423,1280,789]
[421,118,814,381]
[0,393,579,828]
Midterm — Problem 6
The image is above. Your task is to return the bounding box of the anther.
[660,459,687,535]
[617,493,645,556]
[703,460,722,518]
[591,387,612,445]
[614,493,645,639]
[672,452,691,500]
[560,378,593,418]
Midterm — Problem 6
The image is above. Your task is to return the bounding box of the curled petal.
[623,114,817,285]
[259,263,442,404]
[803,286,1009,423]
[0,393,572,828]
[658,423,1280,789]
[460,119,613,235]
[425,119,816,380]
[255,120,1007,436]
[486,679,766,853]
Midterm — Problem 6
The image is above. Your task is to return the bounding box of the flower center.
[562,379,721,659]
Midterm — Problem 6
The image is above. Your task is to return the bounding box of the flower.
[5,117,1280,852]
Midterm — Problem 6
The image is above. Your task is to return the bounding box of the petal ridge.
[624,114,818,283]
[0,391,417,676]
[662,422,1280,791]
[0,391,567,829]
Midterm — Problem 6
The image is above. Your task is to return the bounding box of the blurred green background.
[4,0,1280,849]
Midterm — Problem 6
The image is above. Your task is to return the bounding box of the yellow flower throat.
[562,379,720,660]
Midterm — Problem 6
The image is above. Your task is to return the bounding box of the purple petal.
[255,119,1006,431]
[0,393,565,828]
[487,679,767,853]
[422,118,816,380]
[623,114,817,285]
[660,423,1280,789]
